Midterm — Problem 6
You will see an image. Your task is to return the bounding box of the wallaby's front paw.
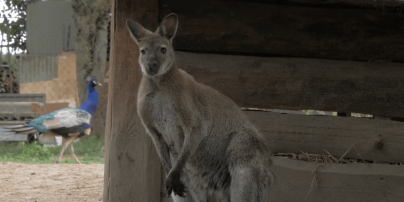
[165,171,187,197]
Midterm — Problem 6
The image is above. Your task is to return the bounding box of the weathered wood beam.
[102,0,114,200]
[253,0,404,7]
[176,51,404,117]
[103,0,161,201]
[245,111,404,163]
[161,0,404,61]
[269,157,404,202]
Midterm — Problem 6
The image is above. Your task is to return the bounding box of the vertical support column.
[0,27,3,68]
[103,0,161,201]
[7,27,12,93]
[18,55,21,94]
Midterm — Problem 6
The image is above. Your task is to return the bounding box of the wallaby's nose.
[147,61,159,74]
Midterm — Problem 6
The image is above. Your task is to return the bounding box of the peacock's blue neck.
[79,85,99,126]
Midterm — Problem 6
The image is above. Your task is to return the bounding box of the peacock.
[2,77,102,164]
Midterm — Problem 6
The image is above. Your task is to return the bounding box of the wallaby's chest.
[143,93,184,151]
[150,93,177,124]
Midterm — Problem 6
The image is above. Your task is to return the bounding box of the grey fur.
[126,13,273,202]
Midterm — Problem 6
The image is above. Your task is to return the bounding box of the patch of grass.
[0,135,105,164]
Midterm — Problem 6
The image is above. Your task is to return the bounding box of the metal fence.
[0,0,109,142]
[0,51,88,121]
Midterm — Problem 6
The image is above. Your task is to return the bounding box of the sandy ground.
[0,162,104,202]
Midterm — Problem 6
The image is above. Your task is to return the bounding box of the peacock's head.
[84,76,102,91]
[89,78,102,88]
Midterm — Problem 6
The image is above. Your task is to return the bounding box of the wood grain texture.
[269,157,404,202]
[159,155,404,202]
[245,111,404,163]
[160,0,404,61]
[103,0,161,201]
[102,0,114,200]
[161,197,173,202]
[230,0,404,7]
[175,51,404,117]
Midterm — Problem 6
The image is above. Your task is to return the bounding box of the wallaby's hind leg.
[230,164,271,202]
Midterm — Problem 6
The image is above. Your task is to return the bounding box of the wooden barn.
[103,0,404,201]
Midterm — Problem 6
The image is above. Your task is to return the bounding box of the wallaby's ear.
[126,19,151,44]
[156,13,178,42]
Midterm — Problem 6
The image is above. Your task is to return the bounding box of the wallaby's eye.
[160,47,167,54]
[141,50,146,55]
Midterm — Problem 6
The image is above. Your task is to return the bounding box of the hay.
[274,151,373,164]
[274,149,403,165]
[305,163,322,201]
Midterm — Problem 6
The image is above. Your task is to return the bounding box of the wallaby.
[126,13,273,202]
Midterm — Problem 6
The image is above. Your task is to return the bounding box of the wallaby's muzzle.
[146,61,160,76]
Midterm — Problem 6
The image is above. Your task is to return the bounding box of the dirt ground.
[0,162,104,202]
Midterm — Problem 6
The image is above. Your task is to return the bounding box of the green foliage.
[302,110,314,115]
[0,135,105,164]
[17,142,53,160]
[11,54,18,74]
[0,0,36,51]
[301,110,372,117]
[47,135,105,159]
[0,142,53,162]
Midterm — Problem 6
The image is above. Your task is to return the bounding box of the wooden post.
[6,27,13,93]
[103,0,161,201]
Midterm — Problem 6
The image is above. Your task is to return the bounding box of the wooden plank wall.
[160,0,404,62]
[176,52,404,118]
[245,111,404,163]
[269,157,404,202]
[158,0,404,118]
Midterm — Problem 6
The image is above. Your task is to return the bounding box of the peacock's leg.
[56,137,76,163]
[69,142,81,164]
